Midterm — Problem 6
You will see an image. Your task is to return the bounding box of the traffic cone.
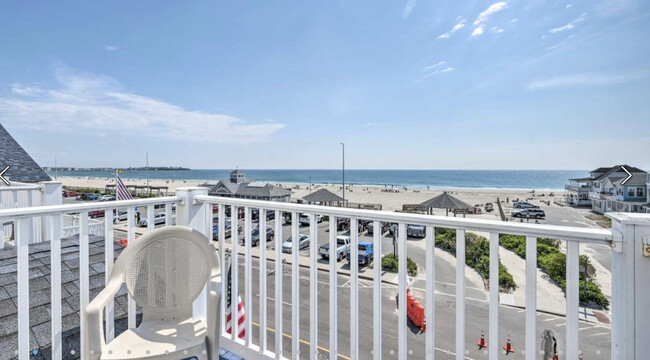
[503,334,515,354]
[477,331,487,349]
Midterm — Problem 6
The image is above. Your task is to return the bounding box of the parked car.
[137,213,166,227]
[252,208,275,221]
[407,224,426,238]
[246,226,275,246]
[513,201,539,209]
[63,190,80,197]
[89,210,105,219]
[366,221,391,235]
[212,219,242,239]
[113,210,131,223]
[485,203,494,212]
[319,235,351,261]
[512,208,546,219]
[225,206,245,219]
[87,193,100,201]
[299,213,323,225]
[336,218,350,231]
[99,195,116,202]
[76,193,90,200]
[347,242,374,266]
[281,234,310,253]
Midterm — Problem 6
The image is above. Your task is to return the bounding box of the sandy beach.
[57,175,561,219]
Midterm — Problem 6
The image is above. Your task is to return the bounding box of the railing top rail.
[196,195,613,243]
[0,183,43,191]
[0,196,179,219]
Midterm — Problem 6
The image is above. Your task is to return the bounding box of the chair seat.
[101,317,207,360]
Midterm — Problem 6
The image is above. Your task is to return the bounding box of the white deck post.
[176,187,210,324]
[40,181,62,242]
[608,213,650,360]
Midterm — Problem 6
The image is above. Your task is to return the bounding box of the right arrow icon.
[620,166,633,185]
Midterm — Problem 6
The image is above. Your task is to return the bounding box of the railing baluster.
[350,218,359,360]
[244,206,252,346]
[79,211,90,358]
[489,232,499,360]
[127,207,136,328]
[147,205,155,232]
[566,241,580,359]
[274,210,283,360]
[104,210,115,343]
[218,204,226,334]
[525,236,537,360]
[455,229,465,360]
[165,203,173,226]
[259,208,268,354]
[309,214,318,360]
[291,211,299,359]
[232,205,239,341]
[425,225,435,360]
[17,217,30,360]
[51,215,63,360]
[398,222,407,360]
[329,217,338,360]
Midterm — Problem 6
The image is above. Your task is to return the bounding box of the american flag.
[225,264,246,339]
[116,173,132,200]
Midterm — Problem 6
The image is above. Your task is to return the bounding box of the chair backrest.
[115,226,217,317]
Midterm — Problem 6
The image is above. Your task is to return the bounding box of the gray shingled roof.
[0,235,131,360]
[209,180,290,199]
[420,192,473,210]
[612,173,648,186]
[0,124,51,183]
[594,165,647,181]
[302,189,343,203]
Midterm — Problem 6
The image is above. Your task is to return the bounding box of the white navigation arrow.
[0,166,9,185]
[620,166,633,185]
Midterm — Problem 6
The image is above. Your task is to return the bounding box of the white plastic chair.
[85,226,221,360]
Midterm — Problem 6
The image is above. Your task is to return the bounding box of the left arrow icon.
[0,166,10,186]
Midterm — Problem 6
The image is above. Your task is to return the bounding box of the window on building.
[637,187,644,197]
[628,187,635,197]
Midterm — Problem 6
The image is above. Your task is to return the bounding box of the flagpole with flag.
[225,263,246,339]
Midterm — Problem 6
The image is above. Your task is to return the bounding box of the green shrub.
[381,253,418,277]
[435,228,517,292]
[499,234,608,309]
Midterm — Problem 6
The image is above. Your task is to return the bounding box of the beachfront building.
[203,169,291,202]
[565,165,648,213]
[0,124,51,183]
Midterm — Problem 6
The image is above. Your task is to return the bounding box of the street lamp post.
[340,143,345,205]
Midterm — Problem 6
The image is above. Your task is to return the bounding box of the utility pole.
[340,143,345,205]
[54,155,58,180]
[309,176,312,194]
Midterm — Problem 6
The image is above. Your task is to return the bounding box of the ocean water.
[48,169,585,191]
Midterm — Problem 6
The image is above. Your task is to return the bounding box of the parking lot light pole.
[340,143,345,205]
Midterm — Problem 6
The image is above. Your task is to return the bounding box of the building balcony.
[1,185,649,360]
[565,184,591,192]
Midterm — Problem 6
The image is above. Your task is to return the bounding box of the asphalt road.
[227,255,610,360]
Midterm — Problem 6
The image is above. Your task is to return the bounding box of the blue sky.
[1,1,649,170]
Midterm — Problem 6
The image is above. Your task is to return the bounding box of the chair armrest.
[206,279,222,360]
[85,278,123,360]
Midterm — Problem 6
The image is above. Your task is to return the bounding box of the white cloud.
[424,67,455,78]
[104,45,119,51]
[548,13,586,33]
[566,4,573,8]
[527,71,647,90]
[423,61,447,70]
[0,67,285,143]
[438,19,466,39]
[491,26,504,33]
[402,0,417,19]
[509,18,518,23]
[471,25,485,36]
[474,2,508,26]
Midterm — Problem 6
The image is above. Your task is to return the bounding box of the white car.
[99,195,116,202]
[137,213,166,227]
[298,214,323,225]
[281,234,310,253]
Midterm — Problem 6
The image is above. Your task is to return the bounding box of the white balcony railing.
[1,186,649,360]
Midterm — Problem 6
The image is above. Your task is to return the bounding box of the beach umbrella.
[302,188,344,206]
[419,192,473,217]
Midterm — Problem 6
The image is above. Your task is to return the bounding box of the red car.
[89,210,105,218]
[63,190,81,197]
